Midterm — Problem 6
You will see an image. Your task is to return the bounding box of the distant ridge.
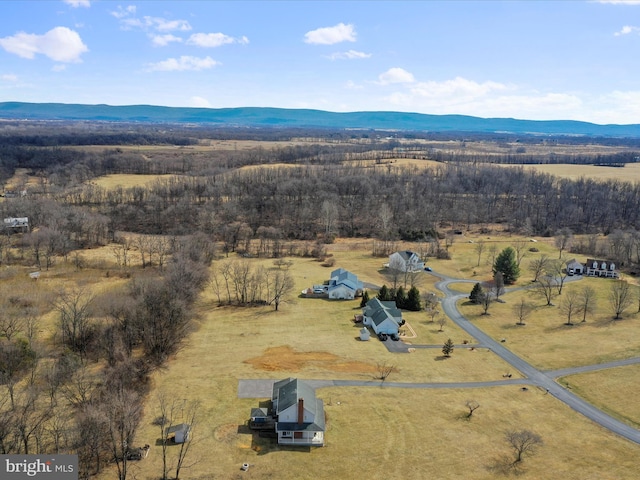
[2,101,640,137]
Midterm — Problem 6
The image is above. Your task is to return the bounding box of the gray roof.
[273,378,319,415]
[396,250,417,261]
[363,298,401,321]
[276,398,326,431]
[165,423,190,436]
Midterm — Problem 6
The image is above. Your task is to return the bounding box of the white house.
[3,217,29,232]
[362,298,403,335]
[272,378,325,446]
[388,250,424,273]
[327,268,363,300]
[585,258,619,278]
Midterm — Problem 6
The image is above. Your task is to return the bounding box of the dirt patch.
[245,345,377,374]
[214,424,240,443]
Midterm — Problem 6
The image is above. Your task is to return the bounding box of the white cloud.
[120,16,191,32]
[52,64,67,72]
[345,80,363,90]
[64,0,90,7]
[596,0,640,4]
[150,34,183,47]
[1,74,18,82]
[409,76,507,99]
[304,23,356,45]
[146,55,220,72]
[187,33,249,47]
[378,67,415,85]
[0,27,88,62]
[614,25,640,35]
[189,96,212,108]
[327,50,371,60]
[111,5,136,19]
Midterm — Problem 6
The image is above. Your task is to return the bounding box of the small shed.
[359,327,370,341]
[165,423,191,444]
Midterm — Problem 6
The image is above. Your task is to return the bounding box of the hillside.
[2,101,640,137]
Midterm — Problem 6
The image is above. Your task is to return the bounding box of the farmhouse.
[272,378,325,446]
[388,250,424,272]
[362,297,404,335]
[584,258,619,278]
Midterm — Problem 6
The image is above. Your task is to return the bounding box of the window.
[281,431,292,438]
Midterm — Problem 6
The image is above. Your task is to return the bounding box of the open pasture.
[88,239,640,479]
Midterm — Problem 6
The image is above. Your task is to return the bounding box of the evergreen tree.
[442,338,454,357]
[469,282,484,304]
[359,290,370,308]
[405,286,422,311]
[395,286,407,309]
[493,247,520,285]
[377,285,391,301]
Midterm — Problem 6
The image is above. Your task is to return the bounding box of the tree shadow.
[486,454,525,476]
[434,355,450,361]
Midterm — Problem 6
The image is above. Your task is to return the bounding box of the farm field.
[73,237,640,480]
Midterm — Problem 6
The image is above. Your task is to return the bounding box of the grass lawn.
[87,243,640,480]
[559,364,640,429]
[458,278,640,370]
[20,234,634,480]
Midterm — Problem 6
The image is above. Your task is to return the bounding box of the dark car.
[424,266,432,272]
[377,333,388,341]
[390,333,400,341]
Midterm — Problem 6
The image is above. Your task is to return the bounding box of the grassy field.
[559,364,640,429]
[78,237,640,480]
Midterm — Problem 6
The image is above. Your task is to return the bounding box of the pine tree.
[469,283,484,304]
[360,290,370,308]
[442,338,454,357]
[377,285,391,301]
[405,286,422,311]
[493,247,520,285]
[395,286,407,309]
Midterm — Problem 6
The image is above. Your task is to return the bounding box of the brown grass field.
[56,235,637,480]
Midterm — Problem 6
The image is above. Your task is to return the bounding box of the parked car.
[377,333,388,341]
[424,266,432,272]
[390,333,400,341]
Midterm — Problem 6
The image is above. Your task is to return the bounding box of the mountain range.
[1,101,640,137]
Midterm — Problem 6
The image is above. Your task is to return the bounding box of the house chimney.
[297,398,304,424]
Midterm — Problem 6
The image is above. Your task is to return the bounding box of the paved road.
[433,272,640,445]
[239,270,640,445]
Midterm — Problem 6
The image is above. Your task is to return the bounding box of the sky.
[1,0,640,124]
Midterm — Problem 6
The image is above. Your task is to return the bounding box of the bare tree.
[609,279,633,320]
[513,239,528,267]
[479,289,492,315]
[54,288,95,357]
[547,258,569,295]
[376,361,394,381]
[535,275,558,306]
[513,298,533,326]
[437,315,447,332]
[465,400,480,418]
[559,290,581,326]
[554,228,573,259]
[580,285,597,322]
[528,254,549,283]
[487,244,498,267]
[474,240,485,267]
[104,389,141,480]
[505,429,543,465]
[174,400,200,480]
[265,269,294,311]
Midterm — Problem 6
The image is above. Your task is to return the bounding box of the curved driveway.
[434,273,640,445]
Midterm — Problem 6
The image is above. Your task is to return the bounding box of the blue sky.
[1,0,640,124]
